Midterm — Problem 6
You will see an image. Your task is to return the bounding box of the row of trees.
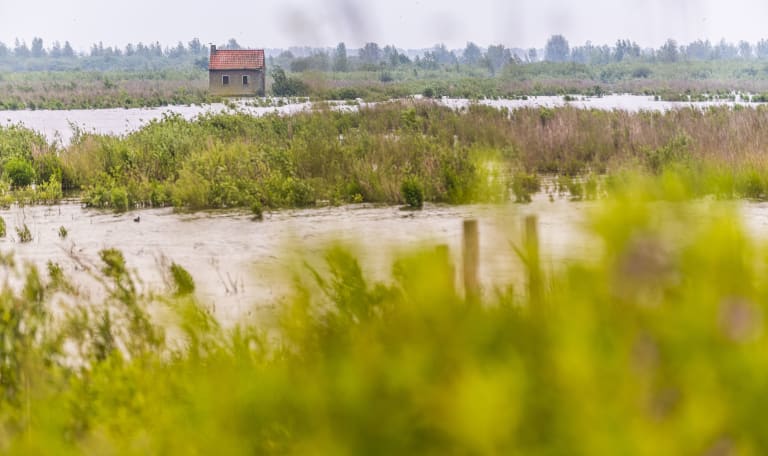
[544,34,768,64]
[0,37,214,59]
[5,35,768,74]
[274,41,522,75]
[279,35,768,76]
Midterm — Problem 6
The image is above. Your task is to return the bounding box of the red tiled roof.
[209,49,265,70]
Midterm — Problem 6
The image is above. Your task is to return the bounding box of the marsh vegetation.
[3,101,768,211]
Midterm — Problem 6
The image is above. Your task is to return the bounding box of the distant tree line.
[0,37,214,71]
[544,35,766,65]
[4,35,768,74]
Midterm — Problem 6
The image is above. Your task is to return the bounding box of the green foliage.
[251,201,264,221]
[512,172,540,203]
[645,134,693,174]
[3,157,35,187]
[58,226,67,239]
[0,124,48,161]
[110,186,130,212]
[170,263,195,296]
[15,224,31,243]
[584,174,599,200]
[400,176,424,208]
[65,104,518,211]
[270,67,309,97]
[14,102,768,211]
[0,216,6,237]
[558,175,585,200]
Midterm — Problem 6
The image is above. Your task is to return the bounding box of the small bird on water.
[133,216,140,223]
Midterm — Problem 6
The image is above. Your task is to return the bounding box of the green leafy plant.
[4,157,35,187]
[401,176,424,209]
[16,224,31,243]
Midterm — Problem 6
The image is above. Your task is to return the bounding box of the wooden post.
[463,219,479,303]
[525,215,542,305]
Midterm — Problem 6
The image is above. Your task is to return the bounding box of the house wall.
[209,69,265,96]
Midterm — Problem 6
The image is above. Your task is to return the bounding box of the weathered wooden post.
[525,215,542,305]
[463,219,479,303]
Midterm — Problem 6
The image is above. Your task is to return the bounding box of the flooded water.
[0,198,594,324]
[0,198,768,324]
[1,198,768,325]
[0,94,761,145]
[441,93,762,112]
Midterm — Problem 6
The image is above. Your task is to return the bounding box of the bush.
[271,67,309,97]
[512,172,540,203]
[4,157,35,187]
[16,224,31,243]
[251,201,264,221]
[110,186,129,212]
[170,263,195,296]
[401,176,424,209]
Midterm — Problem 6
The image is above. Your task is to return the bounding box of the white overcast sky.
[1,0,767,51]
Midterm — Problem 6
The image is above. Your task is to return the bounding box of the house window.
[222,75,230,85]
[243,75,249,85]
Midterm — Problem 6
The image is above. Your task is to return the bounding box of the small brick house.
[208,46,265,96]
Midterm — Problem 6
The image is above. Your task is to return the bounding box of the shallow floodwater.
[0,94,762,145]
[0,199,594,324]
[2,198,768,325]
[443,93,763,112]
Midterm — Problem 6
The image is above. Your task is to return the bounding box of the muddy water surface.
[3,199,768,325]
[0,199,594,324]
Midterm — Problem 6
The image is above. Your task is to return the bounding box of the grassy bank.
[0,175,766,452]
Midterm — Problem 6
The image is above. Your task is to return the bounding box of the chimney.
[210,44,216,56]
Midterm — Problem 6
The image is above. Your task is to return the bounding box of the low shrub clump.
[400,175,424,208]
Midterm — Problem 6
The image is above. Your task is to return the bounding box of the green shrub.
[401,176,424,209]
[0,216,6,237]
[170,263,195,296]
[512,172,540,203]
[110,186,129,212]
[16,224,31,243]
[584,174,599,200]
[4,157,35,187]
[251,201,264,221]
[271,67,309,96]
